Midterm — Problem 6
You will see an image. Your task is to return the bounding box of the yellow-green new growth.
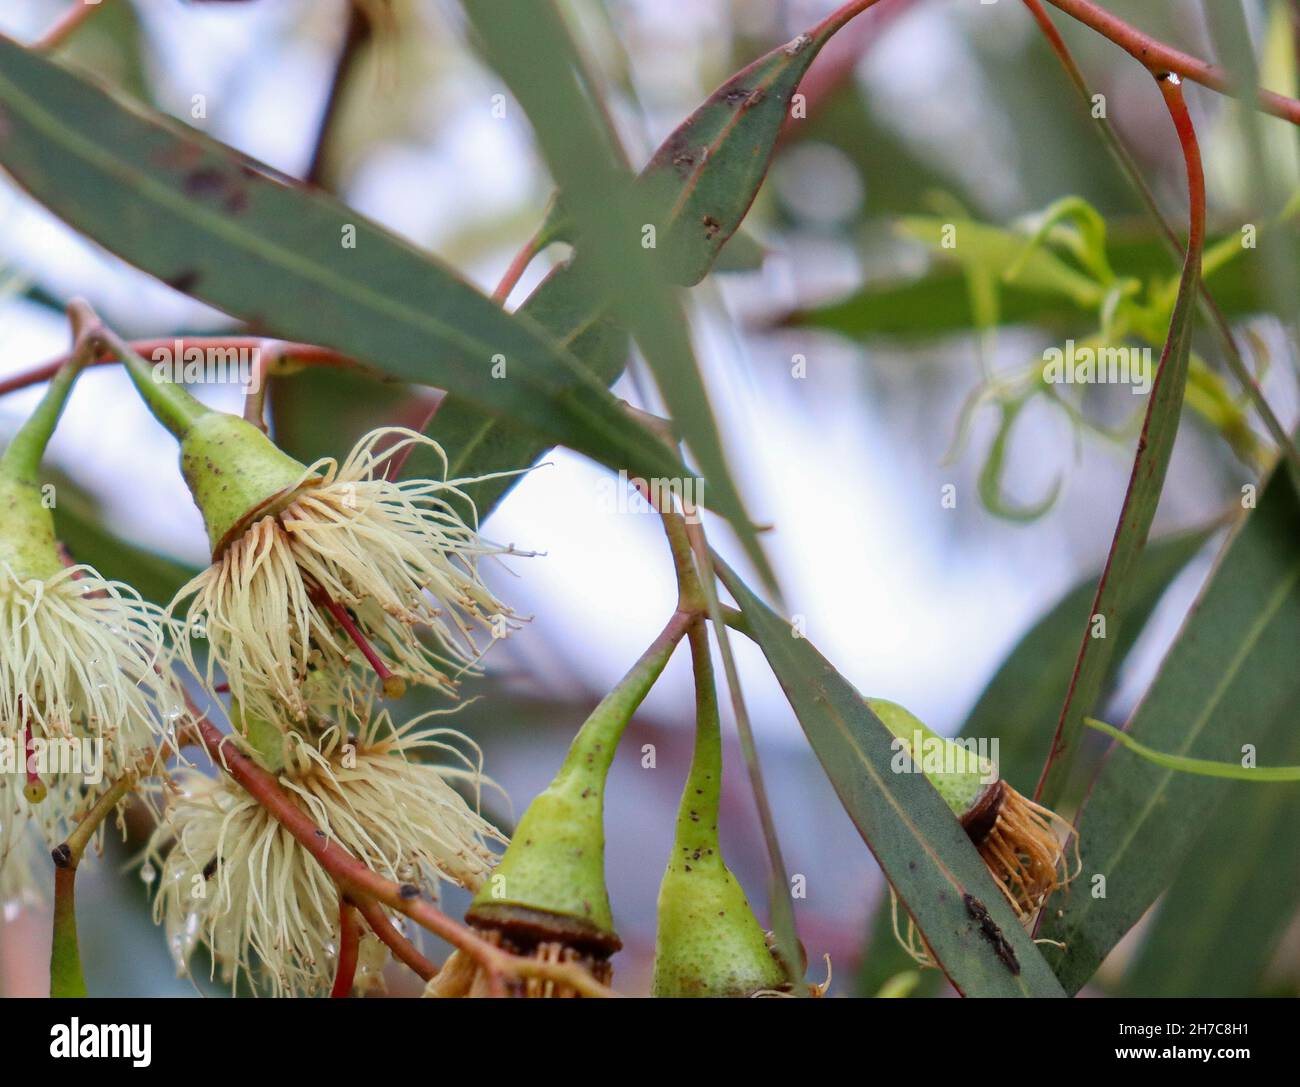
[652,622,784,997]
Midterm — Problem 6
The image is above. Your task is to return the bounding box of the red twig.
[36,0,109,51]
[307,585,406,699]
[1044,0,1300,125]
[356,897,437,981]
[329,899,361,998]
[492,229,545,305]
[0,338,357,398]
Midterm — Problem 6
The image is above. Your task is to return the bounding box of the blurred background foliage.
[0,0,1297,996]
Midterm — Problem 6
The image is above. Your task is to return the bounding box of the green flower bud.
[867,696,1075,920]
[652,623,784,997]
[465,614,688,988]
[868,697,992,817]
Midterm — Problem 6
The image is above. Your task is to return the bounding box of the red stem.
[308,585,406,699]
[36,0,107,50]
[492,233,544,305]
[24,720,45,802]
[356,898,437,981]
[0,338,357,399]
[329,899,361,998]
[1043,0,1300,125]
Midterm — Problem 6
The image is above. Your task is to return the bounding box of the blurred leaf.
[57,0,153,105]
[716,558,1066,997]
[897,217,1105,308]
[778,225,1280,342]
[53,483,198,606]
[855,525,1211,995]
[0,35,696,517]
[460,0,793,587]
[270,366,413,465]
[407,261,629,520]
[779,268,1089,340]
[1038,457,1300,993]
[1119,699,1300,997]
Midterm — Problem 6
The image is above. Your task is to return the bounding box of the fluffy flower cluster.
[0,562,184,840]
[171,429,516,727]
[147,698,506,996]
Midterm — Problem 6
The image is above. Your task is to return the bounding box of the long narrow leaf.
[1037,457,1300,992]
[1035,83,1205,807]
[717,560,1065,997]
[0,35,693,514]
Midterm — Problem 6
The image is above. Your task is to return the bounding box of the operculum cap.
[652,853,784,997]
[868,697,993,817]
[179,412,316,557]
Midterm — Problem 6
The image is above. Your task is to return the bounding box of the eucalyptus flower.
[0,359,182,840]
[147,692,506,997]
[118,344,515,727]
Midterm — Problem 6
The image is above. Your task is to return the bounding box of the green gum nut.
[652,624,784,997]
[0,361,84,581]
[466,621,683,954]
[119,341,312,557]
[868,697,992,817]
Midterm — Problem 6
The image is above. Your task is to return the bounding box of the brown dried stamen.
[962,781,1077,917]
